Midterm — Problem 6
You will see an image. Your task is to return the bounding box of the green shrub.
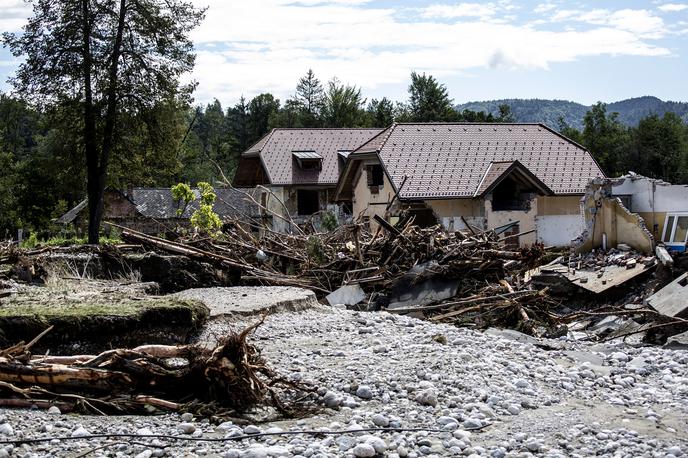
[190,182,222,235]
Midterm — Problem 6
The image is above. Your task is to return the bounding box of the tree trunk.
[82,0,100,245]
[86,0,127,244]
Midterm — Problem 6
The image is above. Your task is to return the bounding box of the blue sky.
[1,0,687,108]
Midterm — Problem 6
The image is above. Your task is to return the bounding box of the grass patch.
[0,295,207,320]
[0,282,210,353]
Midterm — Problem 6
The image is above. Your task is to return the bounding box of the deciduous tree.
[3,0,205,243]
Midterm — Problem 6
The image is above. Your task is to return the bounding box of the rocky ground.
[0,304,686,457]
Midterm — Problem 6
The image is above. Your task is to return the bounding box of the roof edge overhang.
[334,152,381,201]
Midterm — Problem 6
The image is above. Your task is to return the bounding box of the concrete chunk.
[326,284,367,306]
[655,246,673,266]
[646,273,688,319]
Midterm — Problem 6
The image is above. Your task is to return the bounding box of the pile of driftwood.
[112,215,554,334]
[0,322,312,417]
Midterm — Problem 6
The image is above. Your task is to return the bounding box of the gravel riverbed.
[0,305,686,457]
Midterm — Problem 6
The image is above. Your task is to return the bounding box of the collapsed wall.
[575,177,654,254]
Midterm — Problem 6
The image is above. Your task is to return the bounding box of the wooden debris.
[0,321,314,417]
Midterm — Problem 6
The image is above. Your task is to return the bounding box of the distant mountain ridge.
[455,96,688,130]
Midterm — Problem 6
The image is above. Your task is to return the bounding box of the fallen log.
[0,322,315,417]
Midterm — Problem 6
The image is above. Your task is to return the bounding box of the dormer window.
[293,151,322,170]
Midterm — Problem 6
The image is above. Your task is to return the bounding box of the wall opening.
[297,189,320,216]
[367,164,384,194]
[492,176,535,211]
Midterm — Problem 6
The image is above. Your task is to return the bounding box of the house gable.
[339,122,604,201]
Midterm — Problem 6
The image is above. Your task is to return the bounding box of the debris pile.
[565,247,655,271]
[112,218,554,333]
[0,322,313,416]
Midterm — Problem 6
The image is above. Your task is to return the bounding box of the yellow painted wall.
[427,199,484,218]
[485,196,538,247]
[579,193,654,254]
[352,162,395,229]
[537,196,581,216]
[637,211,667,241]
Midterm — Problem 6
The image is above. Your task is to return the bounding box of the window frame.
[662,212,688,245]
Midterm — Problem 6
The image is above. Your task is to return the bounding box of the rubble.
[532,248,656,294]
[646,272,688,319]
[2,212,688,345]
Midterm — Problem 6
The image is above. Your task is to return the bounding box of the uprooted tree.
[2,0,205,244]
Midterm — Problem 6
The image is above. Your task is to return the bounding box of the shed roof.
[240,128,383,186]
[344,123,604,199]
[57,187,261,223]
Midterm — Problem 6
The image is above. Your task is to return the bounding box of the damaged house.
[58,187,260,235]
[612,173,688,252]
[576,172,688,255]
[232,128,383,232]
[335,123,605,247]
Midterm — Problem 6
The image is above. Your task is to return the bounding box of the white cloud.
[658,3,688,12]
[534,2,557,14]
[0,0,32,33]
[549,8,666,38]
[0,0,676,106]
[421,3,498,20]
[184,0,671,104]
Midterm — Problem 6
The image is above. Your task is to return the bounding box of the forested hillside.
[457,96,688,129]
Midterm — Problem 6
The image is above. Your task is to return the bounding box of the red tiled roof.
[351,123,604,198]
[243,128,383,186]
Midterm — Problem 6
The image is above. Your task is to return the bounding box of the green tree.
[557,116,583,144]
[227,96,250,152]
[294,69,325,127]
[247,93,280,144]
[322,78,366,127]
[407,72,457,122]
[171,182,195,217]
[190,182,222,234]
[3,0,205,243]
[627,113,688,182]
[581,103,630,176]
[366,98,395,127]
[0,152,19,238]
[496,104,515,122]
[269,98,303,129]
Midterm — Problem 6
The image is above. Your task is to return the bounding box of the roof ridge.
[394,122,549,127]
[270,127,382,131]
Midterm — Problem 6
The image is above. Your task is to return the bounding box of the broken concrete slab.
[646,272,688,319]
[175,286,318,317]
[325,284,367,306]
[665,331,688,349]
[387,261,459,310]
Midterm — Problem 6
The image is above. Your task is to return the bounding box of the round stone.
[352,443,376,457]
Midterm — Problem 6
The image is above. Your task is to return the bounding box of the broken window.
[491,177,533,211]
[297,189,320,216]
[367,164,384,187]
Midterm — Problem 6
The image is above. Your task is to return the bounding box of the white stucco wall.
[613,176,688,213]
[535,214,585,247]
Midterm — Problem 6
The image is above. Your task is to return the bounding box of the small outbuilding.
[57,187,260,235]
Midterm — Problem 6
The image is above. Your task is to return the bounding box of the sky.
[0,0,687,108]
